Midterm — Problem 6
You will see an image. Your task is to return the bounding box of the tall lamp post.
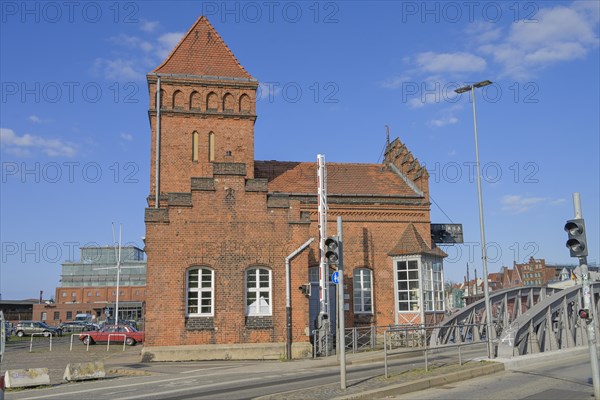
[455,80,495,359]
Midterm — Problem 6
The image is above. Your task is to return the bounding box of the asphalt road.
[389,352,596,400]
[3,342,490,399]
[8,338,588,400]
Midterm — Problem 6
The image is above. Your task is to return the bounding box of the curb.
[333,362,505,399]
[108,368,153,377]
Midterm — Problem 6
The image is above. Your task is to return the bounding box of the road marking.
[180,365,236,374]
[117,376,263,400]
[15,373,229,400]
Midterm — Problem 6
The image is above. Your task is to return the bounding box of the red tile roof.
[388,224,447,257]
[254,161,422,197]
[153,16,254,80]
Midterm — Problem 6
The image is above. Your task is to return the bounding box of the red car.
[79,324,144,346]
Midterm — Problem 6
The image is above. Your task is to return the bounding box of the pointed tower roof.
[152,16,255,81]
[388,223,447,257]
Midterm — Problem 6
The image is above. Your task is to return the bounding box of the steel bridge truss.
[431,284,600,357]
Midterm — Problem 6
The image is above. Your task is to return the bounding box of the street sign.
[332,271,340,284]
[431,223,464,244]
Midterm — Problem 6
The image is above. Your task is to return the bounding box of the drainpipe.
[155,76,161,208]
[286,237,315,360]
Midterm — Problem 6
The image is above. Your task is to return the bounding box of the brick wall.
[55,286,146,305]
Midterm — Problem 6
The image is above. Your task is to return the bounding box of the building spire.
[152,16,255,80]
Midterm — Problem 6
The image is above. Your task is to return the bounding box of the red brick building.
[143,16,446,361]
[32,246,146,324]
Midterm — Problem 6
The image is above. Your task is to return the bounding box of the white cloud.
[478,3,599,78]
[93,31,184,81]
[415,52,487,74]
[29,115,42,123]
[500,195,566,214]
[427,116,458,128]
[92,58,145,81]
[549,198,566,206]
[0,128,77,157]
[110,34,154,53]
[120,133,134,142]
[501,195,547,214]
[140,19,160,33]
[465,22,503,44]
[380,75,412,89]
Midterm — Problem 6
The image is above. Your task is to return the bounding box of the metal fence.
[314,323,470,358]
[383,326,488,377]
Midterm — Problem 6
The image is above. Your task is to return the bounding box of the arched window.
[245,267,271,316]
[353,268,373,314]
[192,131,199,162]
[172,90,184,109]
[223,93,234,113]
[239,93,251,113]
[206,92,218,111]
[208,132,215,162]
[187,267,214,316]
[189,91,201,110]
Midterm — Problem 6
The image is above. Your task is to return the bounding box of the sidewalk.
[255,355,503,400]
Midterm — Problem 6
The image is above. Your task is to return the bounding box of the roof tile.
[153,16,254,80]
[254,161,420,196]
[388,223,447,257]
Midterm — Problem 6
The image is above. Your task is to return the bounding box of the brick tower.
[146,16,258,201]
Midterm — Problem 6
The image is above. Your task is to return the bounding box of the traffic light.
[324,236,340,265]
[564,219,588,258]
[298,284,311,297]
[579,309,591,320]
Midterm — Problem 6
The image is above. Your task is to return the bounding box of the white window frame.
[353,268,373,314]
[394,257,421,313]
[186,267,214,317]
[246,267,272,316]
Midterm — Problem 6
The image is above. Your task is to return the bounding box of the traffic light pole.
[572,193,600,400]
[337,217,346,389]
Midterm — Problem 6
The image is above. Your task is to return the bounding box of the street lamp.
[454,80,495,359]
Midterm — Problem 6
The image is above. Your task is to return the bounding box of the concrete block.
[4,368,50,388]
[63,361,106,382]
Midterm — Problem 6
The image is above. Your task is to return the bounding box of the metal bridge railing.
[383,324,488,377]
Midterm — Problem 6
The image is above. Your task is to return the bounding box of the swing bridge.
[314,283,600,358]
[430,283,600,357]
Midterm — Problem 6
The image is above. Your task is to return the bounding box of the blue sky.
[1,1,599,299]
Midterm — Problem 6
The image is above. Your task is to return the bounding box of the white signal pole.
[317,155,328,319]
[113,224,122,327]
[572,193,600,400]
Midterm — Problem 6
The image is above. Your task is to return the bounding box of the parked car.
[99,318,138,329]
[79,324,144,346]
[58,321,99,333]
[15,321,62,337]
[74,313,93,322]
